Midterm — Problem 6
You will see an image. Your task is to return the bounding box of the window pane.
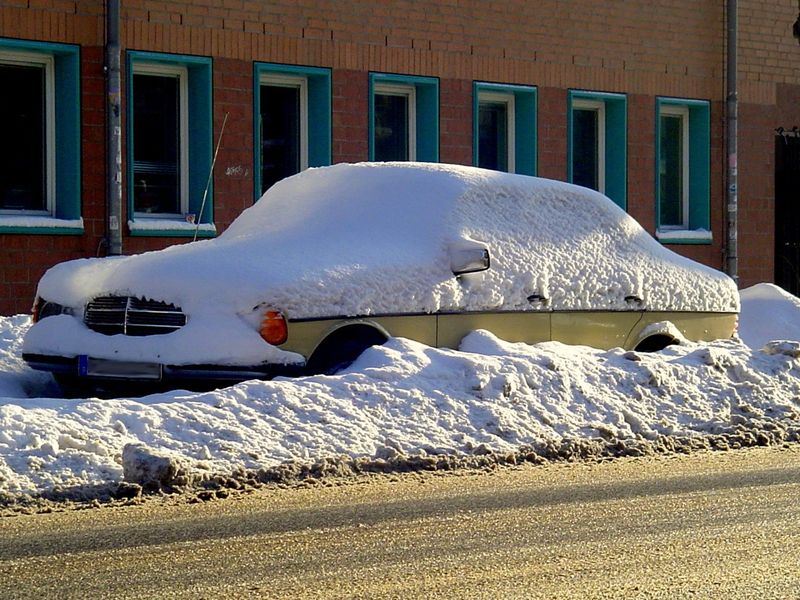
[659,114,684,227]
[572,108,599,191]
[0,63,46,211]
[374,93,409,161]
[133,73,180,214]
[478,102,508,172]
[260,84,301,193]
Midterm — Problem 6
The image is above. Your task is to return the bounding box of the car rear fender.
[625,313,737,351]
[626,320,685,352]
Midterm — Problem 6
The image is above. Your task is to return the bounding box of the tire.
[307,326,388,375]
[54,374,94,398]
[54,374,160,399]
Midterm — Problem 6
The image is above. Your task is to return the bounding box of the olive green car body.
[283,309,737,360]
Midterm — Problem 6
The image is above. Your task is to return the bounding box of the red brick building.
[1,0,799,315]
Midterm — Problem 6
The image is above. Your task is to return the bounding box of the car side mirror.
[449,239,491,275]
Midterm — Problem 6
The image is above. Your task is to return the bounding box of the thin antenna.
[194,112,229,242]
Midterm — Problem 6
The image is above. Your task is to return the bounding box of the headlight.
[32,297,73,323]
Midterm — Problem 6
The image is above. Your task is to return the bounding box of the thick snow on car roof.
[36,162,738,318]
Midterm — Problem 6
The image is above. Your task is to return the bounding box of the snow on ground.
[1,284,799,499]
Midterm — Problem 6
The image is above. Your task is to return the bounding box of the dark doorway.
[775,134,800,296]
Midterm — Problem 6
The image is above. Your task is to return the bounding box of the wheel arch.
[627,320,684,352]
[310,320,390,354]
[306,320,391,373]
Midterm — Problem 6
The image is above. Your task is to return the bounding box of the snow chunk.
[761,341,800,358]
[122,443,193,489]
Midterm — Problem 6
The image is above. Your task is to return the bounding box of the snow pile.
[2,303,800,497]
[0,315,57,399]
[739,283,800,349]
[25,163,736,367]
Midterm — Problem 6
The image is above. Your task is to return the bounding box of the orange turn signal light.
[259,310,288,345]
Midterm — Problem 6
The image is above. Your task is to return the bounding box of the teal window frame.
[369,73,439,162]
[253,63,331,201]
[473,82,537,176]
[0,38,81,235]
[655,97,711,244]
[126,51,213,238]
[567,90,627,209]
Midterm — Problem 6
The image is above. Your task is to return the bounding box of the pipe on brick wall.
[725,0,738,283]
[105,0,123,256]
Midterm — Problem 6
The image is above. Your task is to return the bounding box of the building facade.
[0,0,798,315]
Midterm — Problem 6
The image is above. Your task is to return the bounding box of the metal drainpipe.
[105,0,122,255]
[725,0,738,283]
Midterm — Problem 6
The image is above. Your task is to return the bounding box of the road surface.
[1,445,799,598]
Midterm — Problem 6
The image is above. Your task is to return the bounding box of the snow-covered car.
[22,162,739,394]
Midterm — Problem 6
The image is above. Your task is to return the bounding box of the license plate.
[78,356,162,380]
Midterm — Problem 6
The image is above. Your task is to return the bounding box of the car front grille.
[84,296,187,336]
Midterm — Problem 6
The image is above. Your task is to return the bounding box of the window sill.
[128,219,217,238]
[0,215,84,235]
[656,229,712,245]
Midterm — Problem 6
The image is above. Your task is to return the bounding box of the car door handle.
[527,293,549,304]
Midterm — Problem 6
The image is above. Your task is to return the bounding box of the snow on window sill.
[128,218,217,238]
[0,215,84,235]
[656,229,712,245]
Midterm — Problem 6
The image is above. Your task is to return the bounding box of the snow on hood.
[34,162,738,318]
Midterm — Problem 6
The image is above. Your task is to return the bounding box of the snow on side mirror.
[449,239,491,276]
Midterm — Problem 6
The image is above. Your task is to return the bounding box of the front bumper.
[23,353,308,387]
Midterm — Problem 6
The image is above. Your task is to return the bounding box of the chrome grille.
[84,296,186,336]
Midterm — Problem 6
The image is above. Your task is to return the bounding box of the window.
[477,91,515,172]
[127,52,213,237]
[571,99,605,193]
[658,105,689,228]
[369,73,438,162]
[0,39,80,234]
[0,52,53,214]
[568,91,627,209]
[260,76,307,192]
[373,83,416,161]
[655,98,711,243]
[472,82,537,175]
[254,63,331,199]
[131,63,188,217]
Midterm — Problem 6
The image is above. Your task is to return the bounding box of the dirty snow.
[24,163,737,367]
[0,284,798,499]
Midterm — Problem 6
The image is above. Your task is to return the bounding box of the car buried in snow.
[22,162,739,395]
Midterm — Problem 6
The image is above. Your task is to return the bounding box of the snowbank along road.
[1,445,798,599]
[0,283,799,505]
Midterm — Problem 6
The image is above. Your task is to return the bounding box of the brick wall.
[439,78,471,165]
[537,87,567,182]
[332,69,368,163]
[2,0,800,313]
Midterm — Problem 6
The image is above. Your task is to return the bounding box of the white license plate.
[78,356,162,380]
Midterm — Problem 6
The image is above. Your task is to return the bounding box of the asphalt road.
[1,445,800,599]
